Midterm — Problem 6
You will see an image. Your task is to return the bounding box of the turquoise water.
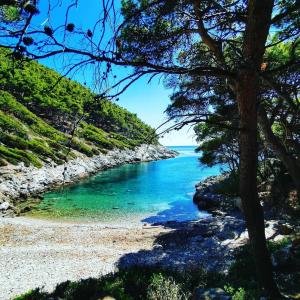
[28,146,222,224]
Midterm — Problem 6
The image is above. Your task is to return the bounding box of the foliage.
[224,286,247,300]
[147,273,189,300]
[214,172,240,196]
[0,49,158,167]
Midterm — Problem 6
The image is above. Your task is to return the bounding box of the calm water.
[27,146,222,224]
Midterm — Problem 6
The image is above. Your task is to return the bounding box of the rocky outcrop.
[193,175,237,214]
[0,144,177,209]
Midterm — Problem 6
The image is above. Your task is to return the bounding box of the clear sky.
[34,1,197,146]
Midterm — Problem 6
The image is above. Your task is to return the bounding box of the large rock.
[0,201,10,211]
[193,192,221,210]
[277,223,294,235]
[233,197,243,212]
[193,175,242,215]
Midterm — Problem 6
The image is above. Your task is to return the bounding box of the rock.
[201,230,215,238]
[101,297,116,300]
[273,234,286,242]
[217,231,236,241]
[193,192,220,210]
[0,201,10,211]
[193,175,232,213]
[193,288,231,300]
[292,237,300,247]
[20,206,32,213]
[153,244,163,251]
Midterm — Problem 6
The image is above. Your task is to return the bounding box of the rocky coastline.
[0,170,299,299]
[192,174,242,215]
[0,144,177,215]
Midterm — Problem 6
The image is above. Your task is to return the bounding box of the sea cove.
[1,1,299,297]
[26,146,222,224]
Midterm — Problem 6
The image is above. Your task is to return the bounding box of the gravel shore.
[0,217,170,300]
[0,213,283,300]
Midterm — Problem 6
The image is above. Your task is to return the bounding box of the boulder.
[193,288,231,300]
[0,201,10,211]
[193,192,221,210]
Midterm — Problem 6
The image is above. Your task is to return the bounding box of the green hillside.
[0,50,158,168]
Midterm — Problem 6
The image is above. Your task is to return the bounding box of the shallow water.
[27,146,222,224]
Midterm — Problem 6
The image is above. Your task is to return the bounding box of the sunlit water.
[26,146,222,224]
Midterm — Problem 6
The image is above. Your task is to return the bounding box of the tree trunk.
[236,70,281,298]
[258,105,300,195]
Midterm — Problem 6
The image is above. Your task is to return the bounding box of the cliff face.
[0,145,177,210]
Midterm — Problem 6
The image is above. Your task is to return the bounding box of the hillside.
[0,50,158,168]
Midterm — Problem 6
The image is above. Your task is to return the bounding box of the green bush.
[81,126,114,150]
[71,138,94,157]
[0,111,28,138]
[147,273,189,300]
[0,132,29,149]
[0,146,42,167]
[214,171,239,196]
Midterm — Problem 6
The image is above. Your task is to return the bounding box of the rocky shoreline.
[193,174,242,215]
[0,144,177,215]
[0,172,299,299]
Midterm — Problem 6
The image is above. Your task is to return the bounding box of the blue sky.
[33,0,197,146]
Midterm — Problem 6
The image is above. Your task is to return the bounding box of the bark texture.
[236,72,280,297]
[236,0,282,297]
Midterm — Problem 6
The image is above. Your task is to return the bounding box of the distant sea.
[26,146,222,224]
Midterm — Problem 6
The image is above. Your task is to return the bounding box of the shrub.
[0,146,42,167]
[147,273,189,300]
[71,138,94,157]
[214,171,239,196]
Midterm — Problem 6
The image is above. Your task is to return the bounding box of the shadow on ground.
[119,213,247,273]
[16,212,300,300]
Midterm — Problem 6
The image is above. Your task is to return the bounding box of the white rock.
[0,201,10,211]
[0,145,177,204]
